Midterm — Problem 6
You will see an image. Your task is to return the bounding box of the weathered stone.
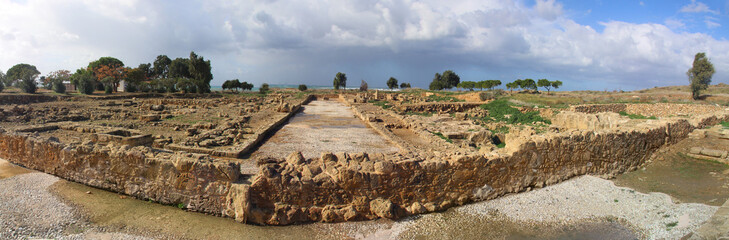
[150,104,165,111]
[374,161,394,174]
[140,114,161,122]
[286,152,305,165]
[369,198,395,219]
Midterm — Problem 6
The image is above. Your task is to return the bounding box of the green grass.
[479,99,550,125]
[432,132,453,143]
[369,100,393,110]
[619,111,657,120]
[721,121,729,129]
[426,95,464,102]
[666,221,678,230]
[496,142,505,148]
[177,203,185,209]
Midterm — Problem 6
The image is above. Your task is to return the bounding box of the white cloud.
[680,0,720,14]
[705,16,721,28]
[0,0,727,90]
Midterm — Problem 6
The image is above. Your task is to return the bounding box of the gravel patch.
[0,171,150,240]
[458,175,717,239]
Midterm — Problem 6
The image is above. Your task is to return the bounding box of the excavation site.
[1,89,729,239]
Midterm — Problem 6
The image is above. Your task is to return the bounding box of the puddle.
[252,100,399,159]
[0,158,32,179]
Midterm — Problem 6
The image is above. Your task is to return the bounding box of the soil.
[0,159,31,179]
[251,100,399,159]
[613,133,729,206]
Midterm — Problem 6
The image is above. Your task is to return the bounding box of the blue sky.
[0,0,727,91]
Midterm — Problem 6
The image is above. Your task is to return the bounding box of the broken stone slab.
[140,114,161,122]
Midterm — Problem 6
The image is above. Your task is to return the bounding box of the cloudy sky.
[0,0,727,90]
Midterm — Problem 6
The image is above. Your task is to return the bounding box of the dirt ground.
[251,100,399,159]
[613,132,729,206]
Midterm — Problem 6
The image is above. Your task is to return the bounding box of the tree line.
[0,51,213,94]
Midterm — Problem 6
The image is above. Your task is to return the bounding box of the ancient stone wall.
[0,129,240,215]
[0,95,64,105]
[242,111,729,225]
[571,103,725,117]
[570,104,626,114]
[397,102,484,114]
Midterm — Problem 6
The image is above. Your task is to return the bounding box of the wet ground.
[0,159,30,179]
[613,136,729,206]
[252,100,399,159]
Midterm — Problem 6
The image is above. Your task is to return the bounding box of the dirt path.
[251,100,399,159]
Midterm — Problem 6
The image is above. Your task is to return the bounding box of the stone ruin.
[0,92,728,225]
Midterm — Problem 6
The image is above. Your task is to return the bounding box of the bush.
[0,81,4,93]
[259,83,269,93]
[479,90,506,101]
[18,78,37,93]
[52,80,66,94]
[360,80,368,91]
[298,84,307,91]
[105,84,113,94]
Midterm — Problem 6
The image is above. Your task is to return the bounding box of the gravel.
[458,175,717,239]
[0,172,151,240]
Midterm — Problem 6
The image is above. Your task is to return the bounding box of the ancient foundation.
[0,93,727,225]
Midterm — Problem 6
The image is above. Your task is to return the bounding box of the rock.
[286,152,305,165]
[409,202,426,214]
[150,105,165,111]
[454,112,467,120]
[374,161,394,174]
[140,114,161,122]
[186,128,198,136]
[689,147,703,154]
[469,130,493,146]
[369,198,395,219]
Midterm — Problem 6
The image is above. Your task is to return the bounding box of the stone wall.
[398,102,484,114]
[0,95,64,105]
[241,111,729,225]
[0,128,241,215]
[570,104,626,114]
[571,103,725,117]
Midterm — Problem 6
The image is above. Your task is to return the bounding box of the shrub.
[105,84,113,94]
[259,83,269,93]
[0,81,4,93]
[360,80,368,91]
[479,90,505,101]
[52,80,66,94]
[298,84,307,91]
[18,78,37,93]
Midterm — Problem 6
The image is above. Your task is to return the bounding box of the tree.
[400,82,411,88]
[537,79,552,93]
[551,80,563,91]
[223,79,242,92]
[512,79,523,91]
[240,81,253,91]
[8,64,40,93]
[360,79,368,91]
[153,55,172,78]
[429,73,446,90]
[505,82,517,92]
[125,68,146,92]
[7,63,40,87]
[177,78,196,93]
[520,78,537,91]
[188,51,213,93]
[260,83,269,93]
[47,70,71,93]
[458,81,476,91]
[387,77,398,89]
[138,63,153,79]
[71,68,96,95]
[0,80,4,93]
[333,72,347,90]
[298,84,308,91]
[0,70,5,88]
[441,70,460,89]
[488,80,502,90]
[53,79,66,94]
[169,58,190,79]
[88,57,126,92]
[687,52,715,100]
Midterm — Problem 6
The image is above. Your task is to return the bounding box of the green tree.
[360,79,368,91]
[52,79,66,94]
[240,81,253,91]
[505,82,517,92]
[333,72,347,90]
[169,58,190,78]
[223,79,241,92]
[188,51,213,93]
[260,83,270,93]
[537,79,552,93]
[176,78,197,93]
[153,55,172,78]
[459,81,476,91]
[521,78,537,91]
[387,77,398,89]
[0,70,6,88]
[7,63,40,87]
[551,80,563,91]
[125,68,146,91]
[298,84,308,91]
[138,63,153,79]
[71,68,95,94]
[687,52,715,100]
[429,72,446,90]
[8,63,40,93]
[0,80,4,93]
[400,82,410,88]
[488,80,502,90]
[441,70,460,89]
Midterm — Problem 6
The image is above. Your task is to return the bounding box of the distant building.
[63,81,76,91]
[117,80,127,92]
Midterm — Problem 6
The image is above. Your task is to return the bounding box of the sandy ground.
[1,155,718,240]
[252,100,399,159]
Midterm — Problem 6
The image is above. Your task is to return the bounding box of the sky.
[0,0,728,90]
